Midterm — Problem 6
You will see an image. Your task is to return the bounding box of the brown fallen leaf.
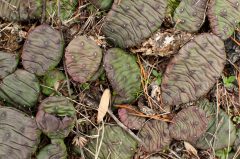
[97,89,111,123]
[184,141,200,159]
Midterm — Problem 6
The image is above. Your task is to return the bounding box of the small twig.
[63,61,72,98]
[230,36,240,46]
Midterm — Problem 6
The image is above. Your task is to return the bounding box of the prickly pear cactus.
[37,139,67,159]
[194,99,237,150]
[0,0,42,21]
[22,24,64,76]
[138,120,172,153]
[118,108,145,130]
[0,51,19,79]
[207,0,240,40]
[85,125,138,159]
[36,96,76,139]
[169,106,208,143]
[166,0,180,17]
[0,107,41,159]
[41,69,66,96]
[102,0,168,48]
[173,0,208,32]
[90,0,113,10]
[65,35,102,83]
[161,33,226,106]
[0,69,40,107]
[104,48,141,104]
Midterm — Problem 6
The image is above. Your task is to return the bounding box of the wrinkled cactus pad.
[102,0,167,48]
[41,69,66,96]
[22,24,64,76]
[118,108,145,130]
[90,0,113,10]
[65,35,102,83]
[0,107,41,159]
[85,125,138,159]
[194,99,237,150]
[207,0,240,40]
[0,69,40,107]
[173,0,208,32]
[138,120,172,153]
[37,139,67,159]
[104,48,141,104]
[161,33,226,106]
[0,0,42,21]
[169,106,208,143]
[0,51,19,79]
[36,96,76,139]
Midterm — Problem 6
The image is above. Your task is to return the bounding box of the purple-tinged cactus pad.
[37,139,67,159]
[138,120,172,153]
[169,106,208,143]
[36,96,76,139]
[0,69,40,107]
[0,51,19,79]
[102,0,167,48]
[118,108,145,130]
[207,0,240,40]
[0,0,42,21]
[173,0,208,32]
[65,36,102,83]
[85,125,138,159]
[161,33,226,106]
[104,48,141,104]
[0,107,41,159]
[22,24,64,76]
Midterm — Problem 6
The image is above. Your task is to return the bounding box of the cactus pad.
[169,106,208,143]
[0,69,40,107]
[0,51,19,79]
[138,120,172,153]
[22,24,64,76]
[102,0,167,48]
[37,139,67,159]
[104,48,141,104]
[194,99,237,150]
[207,0,240,40]
[118,108,145,130]
[41,69,66,96]
[173,0,208,32]
[0,107,41,159]
[85,125,138,159]
[0,0,42,21]
[36,96,76,139]
[90,0,113,10]
[161,33,226,106]
[65,35,102,83]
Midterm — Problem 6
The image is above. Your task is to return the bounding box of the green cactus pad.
[161,33,226,106]
[37,139,67,159]
[41,69,66,96]
[194,99,237,150]
[22,24,64,76]
[104,48,141,104]
[102,0,167,48]
[173,0,208,32]
[207,0,240,40]
[169,106,208,143]
[90,0,113,10]
[138,120,172,153]
[36,96,76,139]
[0,107,41,159]
[0,51,19,79]
[85,125,138,159]
[118,108,145,130]
[65,35,102,83]
[0,0,42,21]
[0,69,40,107]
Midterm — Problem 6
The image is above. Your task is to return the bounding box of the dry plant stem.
[107,109,147,148]
[63,61,72,97]
[230,36,240,46]
[41,0,46,23]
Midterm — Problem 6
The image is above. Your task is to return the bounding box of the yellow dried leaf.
[54,81,60,91]
[97,89,111,123]
[184,141,199,159]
